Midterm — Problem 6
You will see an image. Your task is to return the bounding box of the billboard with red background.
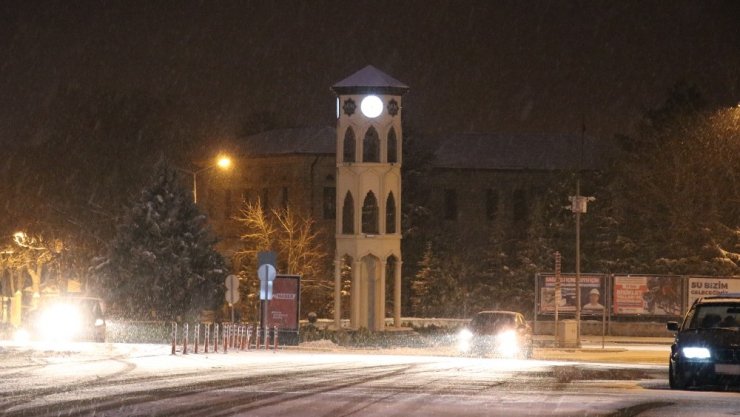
[266,275,300,331]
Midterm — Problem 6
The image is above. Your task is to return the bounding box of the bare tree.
[236,200,331,317]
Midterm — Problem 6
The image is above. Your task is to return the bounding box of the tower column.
[377,259,387,331]
[333,258,341,329]
[394,260,403,328]
[351,260,362,329]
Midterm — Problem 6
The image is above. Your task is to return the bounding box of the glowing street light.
[177,155,233,204]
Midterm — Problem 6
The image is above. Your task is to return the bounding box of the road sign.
[225,275,239,304]
[258,264,277,300]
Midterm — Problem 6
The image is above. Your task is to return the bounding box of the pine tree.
[96,161,227,319]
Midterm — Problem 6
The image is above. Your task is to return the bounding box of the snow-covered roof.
[235,127,608,172]
[235,126,335,156]
[431,132,607,171]
[331,65,409,95]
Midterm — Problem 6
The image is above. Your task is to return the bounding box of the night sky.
[1,0,738,146]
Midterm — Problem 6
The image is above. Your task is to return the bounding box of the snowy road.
[1,342,738,417]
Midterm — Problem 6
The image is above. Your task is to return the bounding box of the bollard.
[236,325,242,351]
[241,325,247,350]
[213,323,219,353]
[183,323,189,355]
[171,322,178,355]
[194,323,200,354]
[273,326,279,351]
[245,325,252,351]
[204,323,210,354]
[229,323,236,349]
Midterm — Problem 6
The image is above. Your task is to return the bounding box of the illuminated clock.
[360,95,383,118]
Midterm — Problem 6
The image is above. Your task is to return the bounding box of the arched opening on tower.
[387,127,398,163]
[386,255,398,324]
[385,192,396,234]
[342,191,354,234]
[361,254,380,330]
[363,126,380,163]
[361,191,379,234]
[343,127,356,163]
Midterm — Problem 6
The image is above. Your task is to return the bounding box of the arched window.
[361,191,379,234]
[387,127,398,163]
[343,127,355,163]
[342,191,354,234]
[385,192,396,234]
[363,126,379,163]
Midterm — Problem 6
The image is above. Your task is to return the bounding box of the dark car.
[457,311,533,358]
[667,295,740,389]
[20,296,107,343]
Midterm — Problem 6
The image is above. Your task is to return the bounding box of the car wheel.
[669,361,688,390]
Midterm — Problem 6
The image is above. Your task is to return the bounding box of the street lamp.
[177,155,232,204]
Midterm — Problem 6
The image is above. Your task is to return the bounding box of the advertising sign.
[266,275,300,331]
[538,274,606,315]
[688,277,740,306]
[613,275,682,316]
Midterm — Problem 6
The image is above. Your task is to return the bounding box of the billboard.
[688,277,740,306]
[538,274,606,315]
[266,275,300,331]
[613,275,682,316]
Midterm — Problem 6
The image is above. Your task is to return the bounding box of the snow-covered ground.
[0,340,737,416]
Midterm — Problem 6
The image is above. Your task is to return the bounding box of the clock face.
[360,95,383,118]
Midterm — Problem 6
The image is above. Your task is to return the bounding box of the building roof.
[236,126,335,156]
[431,132,607,171]
[237,127,608,171]
[331,65,409,95]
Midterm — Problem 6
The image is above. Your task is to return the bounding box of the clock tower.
[331,66,408,331]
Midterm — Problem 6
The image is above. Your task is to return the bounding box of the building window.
[323,187,336,219]
[363,126,379,163]
[385,192,396,234]
[242,188,255,204]
[343,127,355,163]
[261,188,270,215]
[281,187,288,209]
[342,191,354,234]
[387,127,398,163]
[361,191,379,234]
[224,189,232,219]
[486,189,499,221]
[513,189,527,223]
[444,189,457,220]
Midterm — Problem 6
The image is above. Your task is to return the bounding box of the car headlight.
[682,347,711,359]
[457,329,473,352]
[495,330,519,357]
[37,304,83,340]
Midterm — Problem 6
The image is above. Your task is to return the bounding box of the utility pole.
[569,123,594,348]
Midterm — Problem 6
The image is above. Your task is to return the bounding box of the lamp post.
[177,155,232,204]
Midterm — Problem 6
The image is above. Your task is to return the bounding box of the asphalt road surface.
[1,343,738,417]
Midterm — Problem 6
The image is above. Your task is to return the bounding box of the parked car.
[17,296,106,343]
[667,294,740,389]
[457,311,533,358]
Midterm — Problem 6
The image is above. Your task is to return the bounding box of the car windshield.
[687,304,740,329]
[470,313,515,333]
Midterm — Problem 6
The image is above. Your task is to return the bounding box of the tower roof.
[332,65,409,95]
